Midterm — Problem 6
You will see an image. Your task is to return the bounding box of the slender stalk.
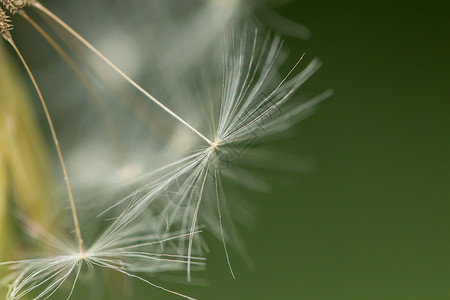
[19,11,125,161]
[3,32,84,254]
[214,169,235,279]
[32,1,214,146]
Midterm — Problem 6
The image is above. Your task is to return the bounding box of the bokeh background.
[188,1,450,299]
[2,0,449,299]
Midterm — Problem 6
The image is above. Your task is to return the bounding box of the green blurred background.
[134,1,450,299]
[4,0,449,299]
[184,1,450,299]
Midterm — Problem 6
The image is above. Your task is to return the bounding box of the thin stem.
[214,169,235,279]
[19,11,125,161]
[3,32,84,254]
[32,1,214,146]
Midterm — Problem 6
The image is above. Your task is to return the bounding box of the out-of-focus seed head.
[1,0,26,14]
[0,7,12,34]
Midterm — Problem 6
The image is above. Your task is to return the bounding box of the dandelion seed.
[1,3,203,298]
[1,213,204,299]
[110,27,332,280]
[1,0,328,297]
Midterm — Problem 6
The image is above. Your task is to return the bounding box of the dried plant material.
[0,7,12,34]
[0,0,26,14]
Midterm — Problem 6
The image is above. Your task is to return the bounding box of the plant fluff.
[0,0,329,298]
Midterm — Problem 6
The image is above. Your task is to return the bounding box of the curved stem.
[19,11,125,161]
[3,32,84,254]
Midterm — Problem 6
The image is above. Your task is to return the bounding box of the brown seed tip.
[0,7,12,35]
[1,0,26,14]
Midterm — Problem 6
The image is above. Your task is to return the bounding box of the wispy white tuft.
[108,27,331,279]
[1,212,204,300]
[1,0,328,296]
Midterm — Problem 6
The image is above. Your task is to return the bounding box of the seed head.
[0,0,26,14]
[0,7,12,34]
